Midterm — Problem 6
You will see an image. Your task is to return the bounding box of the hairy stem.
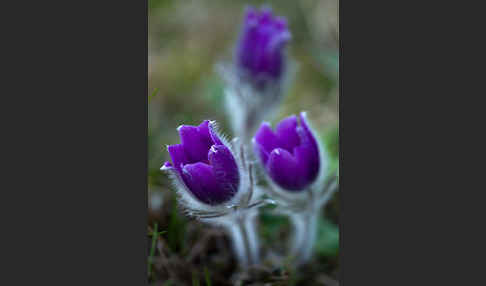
[238,110,257,145]
[289,210,318,265]
[226,214,259,269]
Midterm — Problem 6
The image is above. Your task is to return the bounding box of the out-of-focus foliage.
[149,0,339,284]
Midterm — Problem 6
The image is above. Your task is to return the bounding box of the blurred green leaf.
[204,267,212,286]
[202,76,225,107]
[324,125,339,159]
[192,271,200,286]
[315,50,339,81]
[149,230,166,236]
[149,0,174,10]
[315,216,339,257]
[149,87,160,102]
[259,212,289,242]
[323,126,339,175]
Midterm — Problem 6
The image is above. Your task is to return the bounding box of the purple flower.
[253,112,320,191]
[163,120,240,205]
[236,6,291,88]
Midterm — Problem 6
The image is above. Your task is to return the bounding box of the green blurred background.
[148,0,339,284]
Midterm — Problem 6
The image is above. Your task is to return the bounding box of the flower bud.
[236,6,291,89]
[253,112,320,191]
[162,120,240,205]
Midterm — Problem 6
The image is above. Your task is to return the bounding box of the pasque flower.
[218,6,293,143]
[236,6,291,88]
[253,112,320,191]
[162,120,239,205]
[252,112,338,266]
[161,120,273,269]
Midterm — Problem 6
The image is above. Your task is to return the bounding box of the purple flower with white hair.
[217,6,293,142]
[252,112,338,266]
[162,120,239,205]
[236,6,291,88]
[253,112,320,191]
[161,120,274,269]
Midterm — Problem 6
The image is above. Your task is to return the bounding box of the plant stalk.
[289,210,318,265]
[226,213,259,269]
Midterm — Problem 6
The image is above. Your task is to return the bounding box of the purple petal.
[299,112,315,137]
[266,148,307,191]
[196,120,211,140]
[178,124,212,163]
[236,6,290,83]
[167,144,189,171]
[254,122,279,154]
[275,115,300,152]
[293,142,319,188]
[258,7,273,25]
[244,6,258,24]
[181,162,232,205]
[253,139,271,165]
[238,12,260,71]
[257,30,274,75]
[294,113,320,185]
[274,17,287,31]
[253,27,269,74]
[208,145,239,197]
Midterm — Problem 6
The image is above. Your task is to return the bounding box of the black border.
[6,0,149,284]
